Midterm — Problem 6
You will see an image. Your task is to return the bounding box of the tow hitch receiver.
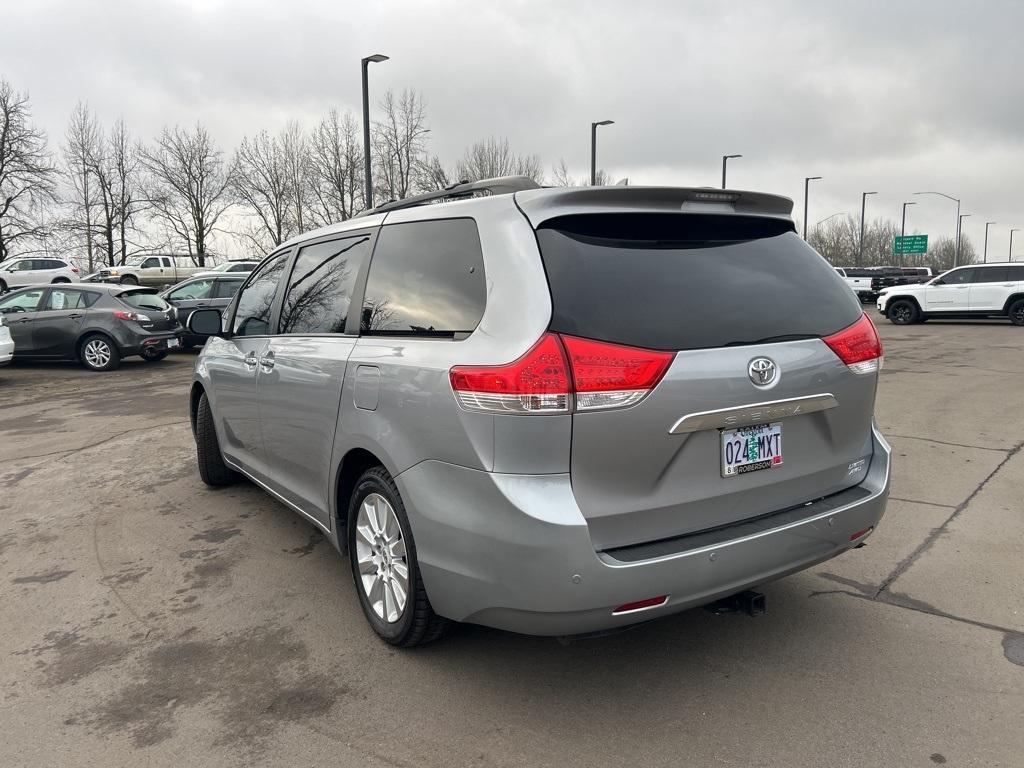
[705,590,767,617]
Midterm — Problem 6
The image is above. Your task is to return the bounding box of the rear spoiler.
[514,186,795,228]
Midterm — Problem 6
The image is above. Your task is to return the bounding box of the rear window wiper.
[724,334,818,347]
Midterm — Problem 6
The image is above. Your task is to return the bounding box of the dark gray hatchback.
[0,283,181,371]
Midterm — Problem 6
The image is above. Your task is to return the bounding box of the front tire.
[887,299,920,325]
[1008,298,1024,326]
[119,275,138,285]
[195,392,236,487]
[79,334,121,371]
[348,467,449,647]
[0,279,7,293]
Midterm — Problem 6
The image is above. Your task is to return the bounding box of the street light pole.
[858,191,877,267]
[590,120,614,186]
[984,221,996,262]
[898,201,917,267]
[958,214,971,264]
[721,154,741,189]
[1011,229,1020,262]
[361,53,389,211]
[803,176,821,240]
[913,191,961,266]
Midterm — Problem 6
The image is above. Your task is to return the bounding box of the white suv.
[877,263,1024,325]
[0,257,80,292]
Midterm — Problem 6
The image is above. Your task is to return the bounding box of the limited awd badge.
[748,357,778,387]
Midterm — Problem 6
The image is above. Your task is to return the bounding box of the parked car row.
[835,266,934,302]
[877,262,1024,325]
[0,256,257,293]
[0,284,180,371]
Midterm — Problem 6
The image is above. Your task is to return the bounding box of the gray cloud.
[2,0,1022,256]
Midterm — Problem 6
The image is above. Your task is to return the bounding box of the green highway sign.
[894,234,928,255]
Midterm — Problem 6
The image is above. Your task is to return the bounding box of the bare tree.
[417,155,454,192]
[62,102,102,271]
[457,137,543,183]
[549,158,609,187]
[231,129,292,251]
[0,78,59,262]
[280,120,310,234]
[308,108,364,224]
[373,89,430,202]
[142,124,232,266]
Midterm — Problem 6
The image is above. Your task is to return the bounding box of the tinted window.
[120,291,170,311]
[940,267,975,285]
[233,254,287,336]
[167,279,215,301]
[0,289,44,312]
[279,235,371,335]
[536,214,863,351]
[141,257,161,268]
[213,279,244,299]
[45,289,95,310]
[970,266,1008,283]
[43,259,66,269]
[1008,265,1024,281]
[360,219,485,337]
[228,263,255,272]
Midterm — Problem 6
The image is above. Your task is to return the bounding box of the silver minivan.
[188,179,890,646]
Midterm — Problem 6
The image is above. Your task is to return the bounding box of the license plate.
[721,422,783,478]
[166,338,180,350]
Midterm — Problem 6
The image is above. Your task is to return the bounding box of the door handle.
[244,351,258,369]
[68,313,82,319]
[258,351,275,372]
[15,317,31,323]
[1003,283,1015,287]
[956,286,968,289]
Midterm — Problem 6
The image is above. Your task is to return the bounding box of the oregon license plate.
[721,422,783,477]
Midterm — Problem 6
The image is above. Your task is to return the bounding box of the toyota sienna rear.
[189,179,890,646]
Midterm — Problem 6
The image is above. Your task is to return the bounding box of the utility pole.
[361,54,389,210]
[858,191,877,267]
[803,176,821,240]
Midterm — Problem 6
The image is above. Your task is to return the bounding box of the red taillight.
[823,314,883,374]
[114,310,146,322]
[612,595,669,615]
[450,333,674,414]
[449,334,571,413]
[850,526,874,542]
[71,266,80,274]
[561,335,674,411]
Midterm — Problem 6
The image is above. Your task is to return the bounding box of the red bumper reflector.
[850,526,873,542]
[612,595,669,615]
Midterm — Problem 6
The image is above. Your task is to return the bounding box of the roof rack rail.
[357,176,541,217]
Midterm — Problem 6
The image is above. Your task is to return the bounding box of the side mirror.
[187,308,226,337]
[931,279,944,286]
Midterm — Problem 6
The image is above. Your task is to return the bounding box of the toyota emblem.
[748,357,778,387]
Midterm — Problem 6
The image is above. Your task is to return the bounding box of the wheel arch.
[334,447,391,544]
[885,294,923,315]
[1001,293,1024,314]
[189,381,206,437]
[76,329,118,356]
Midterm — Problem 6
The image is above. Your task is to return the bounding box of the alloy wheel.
[84,339,111,368]
[892,304,912,324]
[354,492,409,623]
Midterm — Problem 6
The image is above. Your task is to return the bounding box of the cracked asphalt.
[1,320,1022,767]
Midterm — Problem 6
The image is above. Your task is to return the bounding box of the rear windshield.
[536,213,863,351]
[119,290,170,312]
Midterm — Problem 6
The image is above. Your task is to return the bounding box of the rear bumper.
[0,336,13,366]
[398,426,891,636]
[110,326,181,356]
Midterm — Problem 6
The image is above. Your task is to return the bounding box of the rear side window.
[233,254,287,336]
[970,267,1007,283]
[213,279,243,299]
[120,291,170,311]
[360,218,485,337]
[45,289,97,310]
[1008,265,1024,281]
[536,213,863,351]
[279,234,372,334]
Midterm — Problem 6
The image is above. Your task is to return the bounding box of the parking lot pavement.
[1,321,1021,768]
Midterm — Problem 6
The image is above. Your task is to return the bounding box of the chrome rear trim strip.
[668,393,838,435]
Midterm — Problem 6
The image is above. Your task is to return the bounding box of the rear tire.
[1008,299,1024,326]
[51,277,70,284]
[0,279,7,293]
[79,334,120,371]
[887,299,919,325]
[195,392,236,487]
[119,275,138,285]
[348,466,449,647]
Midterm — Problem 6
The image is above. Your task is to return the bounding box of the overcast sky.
[2,0,1023,258]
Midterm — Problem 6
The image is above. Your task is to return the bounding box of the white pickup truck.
[98,255,205,287]
[834,267,878,302]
